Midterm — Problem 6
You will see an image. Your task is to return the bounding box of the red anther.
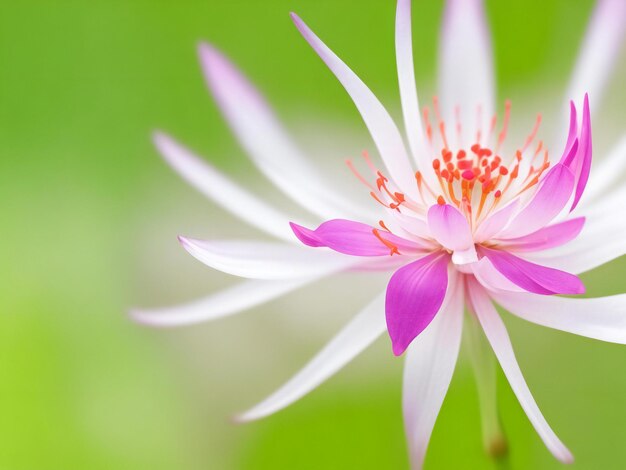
[462,170,475,180]
[471,143,481,154]
[446,162,455,172]
[473,167,481,176]
[442,150,453,163]
[378,220,391,232]
[432,159,441,170]
[494,190,502,198]
[481,159,488,167]
[394,192,405,203]
[490,160,499,171]
[516,150,522,161]
[457,150,467,159]
[479,148,493,157]
[453,169,460,180]
[437,195,446,205]
[499,166,509,176]
[511,165,519,178]
[458,159,473,170]
[376,171,388,182]
[441,169,450,180]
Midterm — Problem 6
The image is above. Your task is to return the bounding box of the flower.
[133,0,626,467]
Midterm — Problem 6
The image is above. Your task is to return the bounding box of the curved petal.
[178,237,353,280]
[581,135,626,203]
[428,203,477,264]
[198,42,371,221]
[498,217,585,253]
[291,219,426,257]
[467,280,574,464]
[564,0,626,116]
[491,290,626,344]
[395,0,429,171]
[130,278,313,327]
[570,95,592,211]
[403,274,463,469]
[479,246,585,295]
[470,257,526,293]
[290,13,418,198]
[386,252,450,356]
[474,200,518,243]
[153,132,298,241]
[236,292,386,421]
[438,0,495,142]
[499,163,575,239]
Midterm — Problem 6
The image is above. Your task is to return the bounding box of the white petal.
[491,289,626,344]
[438,0,495,143]
[564,0,626,115]
[179,237,353,280]
[579,135,626,204]
[395,0,429,172]
[467,280,574,464]
[403,274,463,469]
[291,14,418,198]
[153,132,298,242]
[236,292,386,421]
[130,278,314,327]
[198,43,371,221]
[525,214,626,274]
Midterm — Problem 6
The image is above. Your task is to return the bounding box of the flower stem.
[465,311,508,460]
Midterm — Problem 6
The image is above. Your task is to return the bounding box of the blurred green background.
[0,0,624,468]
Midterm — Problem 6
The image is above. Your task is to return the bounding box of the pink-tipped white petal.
[427,204,477,264]
[467,280,574,464]
[491,290,626,344]
[403,274,463,469]
[582,135,626,203]
[153,132,297,241]
[178,237,352,280]
[499,163,575,239]
[395,0,429,171]
[438,0,495,143]
[498,217,585,253]
[198,43,371,221]
[564,0,626,115]
[130,278,313,327]
[236,292,386,421]
[291,13,418,198]
[471,257,526,293]
[474,200,518,243]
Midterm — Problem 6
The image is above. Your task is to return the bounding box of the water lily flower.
[134,0,626,467]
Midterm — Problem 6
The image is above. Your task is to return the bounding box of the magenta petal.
[479,246,585,295]
[290,219,422,257]
[499,217,585,252]
[499,163,575,238]
[571,94,592,210]
[385,252,449,356]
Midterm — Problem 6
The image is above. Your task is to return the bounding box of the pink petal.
[403,273,463,468]
[470,257,526,293]
[290,219,425,257]
[386,252,450,356]
[467,280,574,464]
[474,200,518,242]
[427,203,477,263]
[498,217,585,252]
[290,13,418,198]
[499,163,575,239]
[479,246,585,295]
[570,95,592,210]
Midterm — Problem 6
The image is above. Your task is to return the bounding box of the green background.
[0,0,624,468]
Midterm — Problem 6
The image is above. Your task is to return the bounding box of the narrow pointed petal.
[581,135,626,203]
[130,278,313,327]
[291,219,426,256]
[178,237,353,280]
[564,0,626,115]
[491,290,626,344]
[153,132,297,241]
[479,246,585,295]
[467,280,574,464]
[498,217,585,253]
[570,95,592,210]
[291,13,418,198]
[439,0,495,141]
[471,257,526,293]
[403,275,463,469]
[395,0,429,170]
[386,252,450,356]
[236,292,386,421]
[198,42,371,221]
[427,203,477,264]
[499,163,575,238]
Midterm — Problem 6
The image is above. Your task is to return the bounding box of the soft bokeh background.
[0,0,624,468]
